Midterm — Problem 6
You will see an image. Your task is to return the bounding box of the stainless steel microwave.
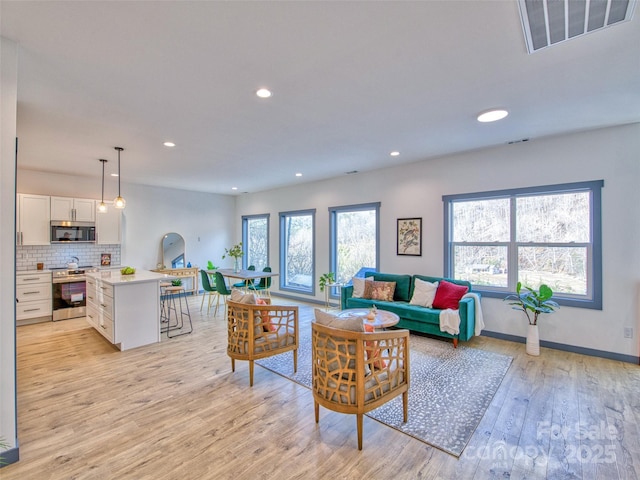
[50,221,96,243]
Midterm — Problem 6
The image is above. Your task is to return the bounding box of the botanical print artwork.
[397,218,422,256]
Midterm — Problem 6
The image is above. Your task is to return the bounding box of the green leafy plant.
[0,436,10,465]
[319,272,335,292]
[171,279,183,286]
[207,260,217,270]
[222,242,243,260]
[504,282,559,325]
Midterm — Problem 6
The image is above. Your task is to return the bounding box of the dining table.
[207,268,279,291]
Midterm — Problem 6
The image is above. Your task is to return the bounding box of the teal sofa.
[340,272,477,347]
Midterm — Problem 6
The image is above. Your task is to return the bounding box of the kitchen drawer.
[17,299,52,320]
[96,294,114,317]
[96,316,114,342]
[17,283,52,301]
[17,272,51,285]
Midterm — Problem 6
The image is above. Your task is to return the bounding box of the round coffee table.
[336,308,400,329]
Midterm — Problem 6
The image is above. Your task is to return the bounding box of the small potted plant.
[318,272,336,292]
[222,242,243,272]
[319,272,336,310]
[504,282,559,356]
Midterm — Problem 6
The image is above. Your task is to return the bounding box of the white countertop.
[87,269,167,286]
[17,269,52,275]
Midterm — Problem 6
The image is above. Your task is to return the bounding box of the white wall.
[16,171,237,272]
[1,36,18,455]
[236,123,640,358]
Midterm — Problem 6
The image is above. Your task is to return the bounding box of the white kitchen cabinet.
[86,275,114,342]
[17,194,51,246]
[86,271,163,351]
[16,271,52,324]
[51,196,96,222]
[96,201,122,244]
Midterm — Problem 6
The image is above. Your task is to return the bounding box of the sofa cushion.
[370,273,412,302]
[432,280,469,310]
[351,276,371,298]
[409,278,439,308]
[363,280,396,302]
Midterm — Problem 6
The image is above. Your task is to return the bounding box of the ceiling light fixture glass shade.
[98,158,108,213]
[113,146,126,209]
[477,109,509,123]
[256,88,272,98]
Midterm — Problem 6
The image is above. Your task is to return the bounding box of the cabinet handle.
[24,308,40,312]
[100,304,107,308]
[87,314,94,319]
[87,295,94,300]
[22,291,40,295]
[22,277,40,281]
[100,324,106,330]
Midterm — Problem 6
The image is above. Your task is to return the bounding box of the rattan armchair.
[227,298,299,386]
[312,321,410,450]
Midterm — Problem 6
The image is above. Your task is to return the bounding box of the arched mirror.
[162,232,185,269]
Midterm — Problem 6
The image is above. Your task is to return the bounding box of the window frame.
[328,202,381,299]
[443,180,603,309]
[242,214,270,270]
[279,209,316,295]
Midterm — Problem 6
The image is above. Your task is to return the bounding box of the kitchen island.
[86,270,167,351]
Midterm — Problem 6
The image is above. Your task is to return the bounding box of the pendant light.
[98,158,108,213]
[113,146,126,209]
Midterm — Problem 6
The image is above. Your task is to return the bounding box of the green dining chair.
[214,271,232,316]
[200,269,217,314]
[248,266,272,300]
[233,265,255,289]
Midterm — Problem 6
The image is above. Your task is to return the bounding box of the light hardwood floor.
[2,295,640,480]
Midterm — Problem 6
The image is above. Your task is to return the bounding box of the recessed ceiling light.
[390,151,400,157]
[163,141,176,147]
[232,187,238,190]
[110,173,118,177]
[295,173,302,177]
[256,88,272,98]
[477,109,509,123]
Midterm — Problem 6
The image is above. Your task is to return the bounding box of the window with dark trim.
[242,214,269,271]
[443,180,603,309]
[328,202,380,298]
[279,209,315,294]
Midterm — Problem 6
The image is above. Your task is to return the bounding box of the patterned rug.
[256,331,512,456]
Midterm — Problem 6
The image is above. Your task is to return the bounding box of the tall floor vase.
[526,324,540,356]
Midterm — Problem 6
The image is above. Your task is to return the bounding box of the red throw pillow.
[256,298,277,332]
[364,323,387,369]
[432,280,469,310]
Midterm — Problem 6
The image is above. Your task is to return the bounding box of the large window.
[279,209,315,294]
[242,214,269,270]
[329,203,380,297]
[443,180,603,309]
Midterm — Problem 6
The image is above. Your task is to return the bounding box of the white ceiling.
[2,1,639,195]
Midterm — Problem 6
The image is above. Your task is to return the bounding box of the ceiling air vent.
[518,0,636,53]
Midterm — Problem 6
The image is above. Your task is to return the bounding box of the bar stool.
[161,285,193,338]
[160,282,172,325]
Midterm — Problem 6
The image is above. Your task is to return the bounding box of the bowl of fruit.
[120,266,136,275]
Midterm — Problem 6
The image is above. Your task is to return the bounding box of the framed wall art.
[100,253,112,266]
[397,218,422,256]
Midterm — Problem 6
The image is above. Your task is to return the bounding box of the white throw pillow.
[351,276,372,298]
[230,288,256,304]
[409,278,439,308]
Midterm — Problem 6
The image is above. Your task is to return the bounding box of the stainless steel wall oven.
[51,267,98,321]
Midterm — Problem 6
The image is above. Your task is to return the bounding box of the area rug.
[256,331,512,456]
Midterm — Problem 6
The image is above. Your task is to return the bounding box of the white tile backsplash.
[16,244,121,271]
